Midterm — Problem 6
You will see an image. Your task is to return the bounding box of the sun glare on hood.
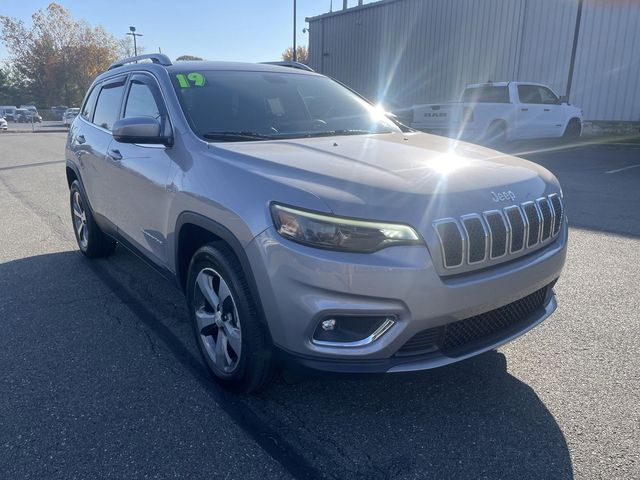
[428,151,470,175]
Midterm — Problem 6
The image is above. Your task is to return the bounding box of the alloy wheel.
[72,191,88,249]
[194,267,242,373]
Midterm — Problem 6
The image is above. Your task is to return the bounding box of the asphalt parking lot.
[1,132,638,479]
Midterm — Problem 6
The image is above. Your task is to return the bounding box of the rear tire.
[187,243,274,393]
[69,180,116,258]
[485,121,508,148]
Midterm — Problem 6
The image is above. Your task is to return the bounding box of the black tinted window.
[461,86,509,103]
[518,85,559,104]
[81,84,100,120]
[93,80,126,130]
[518,85,541,103]
[537,86,559,104]
[124,81,161,120]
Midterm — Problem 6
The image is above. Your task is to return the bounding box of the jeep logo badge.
[491,190,516,202]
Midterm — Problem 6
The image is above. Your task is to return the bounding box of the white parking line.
[605,164,640,174]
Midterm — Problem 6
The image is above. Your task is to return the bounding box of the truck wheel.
[70,180,117,258]
[187,243,274,393]
[563,119,581,141]
[485,121,507,148]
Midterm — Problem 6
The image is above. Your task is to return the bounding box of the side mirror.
[112,117,171,145]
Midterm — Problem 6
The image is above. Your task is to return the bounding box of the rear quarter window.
[461,86,510,103]
[81,85,100,121]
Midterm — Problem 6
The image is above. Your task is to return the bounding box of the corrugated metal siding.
[308,0,569,106]
[515,0,578,96]
[308,0,639,121]
[571,0,640,121]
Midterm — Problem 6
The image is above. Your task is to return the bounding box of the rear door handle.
[107,148,123,161]
[76,134,86,144]
[544,108,551,112]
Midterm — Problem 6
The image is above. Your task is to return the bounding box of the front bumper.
[245,222,567,373]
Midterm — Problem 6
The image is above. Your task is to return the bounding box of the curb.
[2,129,68,134]
[586,141,640,150]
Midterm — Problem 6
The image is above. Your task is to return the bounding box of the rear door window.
[93,77,127,131]
[461,86,510,103]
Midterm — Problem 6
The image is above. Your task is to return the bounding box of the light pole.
[293,0,297,62]
[127,26,143,57]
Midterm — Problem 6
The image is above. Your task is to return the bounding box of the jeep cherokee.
[66,54,567,392]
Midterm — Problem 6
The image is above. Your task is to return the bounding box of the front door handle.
[521,108,529,112]
[107,148,123,161]
[544,108,551,112]
[76,134,86,144]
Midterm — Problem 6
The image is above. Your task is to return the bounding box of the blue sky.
[0,1,372,62]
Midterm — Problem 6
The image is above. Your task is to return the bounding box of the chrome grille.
[549,194,563,236]
[537,197,553,242]
[483,211,508,259]
[504,205,526,253]
[461,215,487,264]
[522,202,541,247]
[432,194,563,272]
[433,220,464,268]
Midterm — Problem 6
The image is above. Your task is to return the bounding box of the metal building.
[306,0,640,122]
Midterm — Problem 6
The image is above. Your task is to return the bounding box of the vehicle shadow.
[255,352,574,479]
[0,249,574,479]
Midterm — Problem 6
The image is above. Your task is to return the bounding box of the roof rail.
[108,53,173,71]
[260,61,315,72]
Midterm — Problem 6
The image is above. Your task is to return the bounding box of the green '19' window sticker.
[176,72,205,88]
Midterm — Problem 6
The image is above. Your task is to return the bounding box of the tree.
[0,64,29,105]
[0,3,120,107]
[281,45,308,64]
[176,55,203,61]
[117,36,145,58]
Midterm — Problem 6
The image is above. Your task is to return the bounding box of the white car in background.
[63,108,80,127]
[412,82,583,145]
[0,117,7,131]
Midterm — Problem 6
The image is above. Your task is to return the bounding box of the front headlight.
[270,203,422,253]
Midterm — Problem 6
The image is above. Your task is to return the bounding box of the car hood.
[211,132,559,224]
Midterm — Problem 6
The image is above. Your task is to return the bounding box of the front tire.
[187,244,274,393]
[563,119,581,142]
[69,180,116,258]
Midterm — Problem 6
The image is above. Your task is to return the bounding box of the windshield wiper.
[295,129,393,138]
[202,131,274,141]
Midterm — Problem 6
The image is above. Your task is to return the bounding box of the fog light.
[312,315,396,347]
[321,318,336,331]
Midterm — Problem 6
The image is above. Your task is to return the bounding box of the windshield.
[170,70,401,141]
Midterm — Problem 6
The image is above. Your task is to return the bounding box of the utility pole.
[293,0,297,62]
[127,26,143,57]
[566,0,583,101]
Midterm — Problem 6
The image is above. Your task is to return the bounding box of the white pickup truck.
[412,82,582,145]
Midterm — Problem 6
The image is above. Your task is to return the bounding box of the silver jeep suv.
[66,54,567,392]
